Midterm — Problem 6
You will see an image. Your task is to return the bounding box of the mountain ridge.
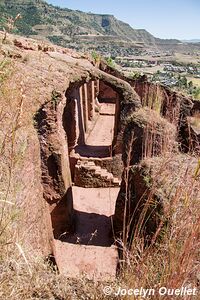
[0,0,183,55]
[182,39,200,43]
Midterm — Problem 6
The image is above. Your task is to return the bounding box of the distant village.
[114,50,200,88]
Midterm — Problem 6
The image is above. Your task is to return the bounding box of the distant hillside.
[182,39,200,43]
[0,0,182,55]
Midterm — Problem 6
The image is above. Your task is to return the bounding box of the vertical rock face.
[63,96,79,151]
[87,81,95,120]
[129,76,194,151]
[111,74,199,245]
[114,107,177,241]
[14,130,54,256]
[99,81,119,102]
[123,108,177,165]
[34,92,73,238]
[187,100,200,154]
[115,154,200,243]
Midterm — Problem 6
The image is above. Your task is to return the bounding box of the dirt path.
[54,241,118,281]
[54,102,120,280]
[62,187,119,246]
[54,187,119,280]
[86,114,115,146]
[75,103,115,157]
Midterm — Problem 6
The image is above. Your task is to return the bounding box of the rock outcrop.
[0,32,141,279]
[122,107,177,165]
[115,154,200,243]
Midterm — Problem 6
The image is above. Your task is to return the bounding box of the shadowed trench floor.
[54,102,120,281]
[74,103,116,158]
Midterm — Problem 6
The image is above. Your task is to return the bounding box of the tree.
[188,81,193,89]
[64,24,80,42]
[193,87,200,100]
[178,75,187,89]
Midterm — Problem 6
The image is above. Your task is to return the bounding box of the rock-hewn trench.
[34,69,141,281]
[35,67,200,281]
[57,80,121,281]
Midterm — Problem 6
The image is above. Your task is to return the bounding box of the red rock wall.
[15,129,54,256]
[35,92,73,239]
[99,81,119,103]
[65,80,98,150]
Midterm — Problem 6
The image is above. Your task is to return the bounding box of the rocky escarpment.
[131,76,194,152]
[113,77,200,245]
[122,107,177,164]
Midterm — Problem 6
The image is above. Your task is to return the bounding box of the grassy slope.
[0,0,179,48]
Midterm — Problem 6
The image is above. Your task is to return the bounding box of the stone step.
[87,161,96,167]
[94,169,102,175]
[75,160,121,187]
[101,174,109,179]
[99,103,116,116]
[106,173,114,180]
[101,169,109,175]
[94,166,101,171]
[101,171,109,177]
[87,166,98,171]
[112,178,121,186]
[54,239,118,281]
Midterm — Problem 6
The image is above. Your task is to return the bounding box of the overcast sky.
[46,0,200,40]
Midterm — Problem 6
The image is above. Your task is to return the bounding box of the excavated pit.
[58,79,121,280]
[34,76,133,280]
[34,66,142,280]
